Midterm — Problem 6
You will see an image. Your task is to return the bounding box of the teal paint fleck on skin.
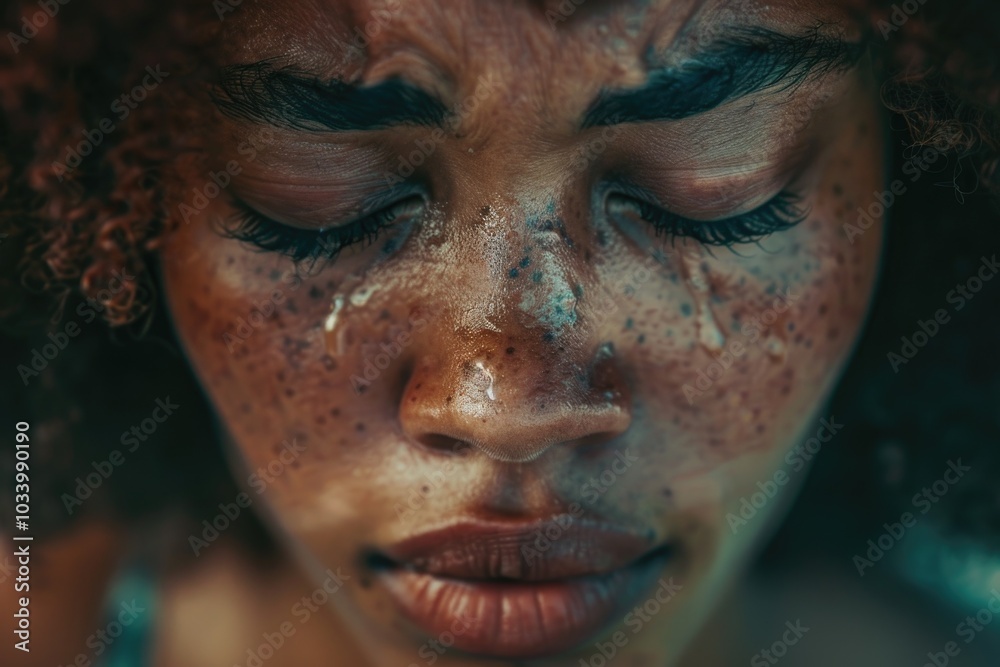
[681,303,693,317]
[532,270,543,283]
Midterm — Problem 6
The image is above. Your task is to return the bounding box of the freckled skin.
[160,1,884,665]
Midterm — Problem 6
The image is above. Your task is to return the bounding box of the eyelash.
[608,190,807,247]
[222,197,422,265]
[224,188,805,265]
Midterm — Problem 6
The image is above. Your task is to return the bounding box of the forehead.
[219,0,860,98]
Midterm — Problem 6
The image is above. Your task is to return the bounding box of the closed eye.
[606,190,807,247]
[219,196,425,266]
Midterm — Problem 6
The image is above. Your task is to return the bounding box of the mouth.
[367,516,675,659]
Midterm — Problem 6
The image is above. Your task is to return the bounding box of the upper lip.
[375,516,663,581]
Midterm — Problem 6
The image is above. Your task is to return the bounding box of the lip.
[370,516,672,659]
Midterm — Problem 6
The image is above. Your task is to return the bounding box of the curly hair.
[0,0,998,556]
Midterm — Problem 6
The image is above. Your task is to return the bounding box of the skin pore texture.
[159,0,885,665]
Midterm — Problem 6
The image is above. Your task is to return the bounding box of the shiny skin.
[161,0,885,665]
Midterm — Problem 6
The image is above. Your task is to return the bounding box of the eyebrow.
[212,61,449,132]
[581,26,867,128]
[213,26,865,135]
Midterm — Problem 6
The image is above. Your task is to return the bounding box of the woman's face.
[161,0,883,664]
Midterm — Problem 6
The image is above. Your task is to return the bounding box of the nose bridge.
[397,193,631,463]
[464,192,589,341]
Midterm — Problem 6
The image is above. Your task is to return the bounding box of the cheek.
[160,210,399,477]
[611,114,884,476]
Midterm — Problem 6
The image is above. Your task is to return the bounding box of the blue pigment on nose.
[625,317,634,330]
[509,268,520,278]
[520,256,531,268]
[532,270,543,283]
[681,303,693,317]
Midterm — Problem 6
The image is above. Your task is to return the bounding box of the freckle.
[269,269,281,281]
[226,256,235,265]
[818,304,828,315]
[662,488,673,498]
[833,183,843,196]
[315,415,327,425]
[355,423,365,432]
[781,385,791,395]
[254,267,262,275]
[756,424,766,433]
[827,328,840,340]
[321,355,337,370]
[506,347,515,355]
[241,403,251,413]
[421,485,429,493]
[285,299,298,314]
[330,407,341,417]
[309,286,323,300]
[446,395,453,403]
[277,371,285,382]
[787,322,796,332]
[680,303,693,317]
[637,334,645,344]
[284,388,295,397]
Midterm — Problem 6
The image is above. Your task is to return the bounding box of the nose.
[399,335,631,463]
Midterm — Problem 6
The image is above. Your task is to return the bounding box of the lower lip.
[377,550,671,659]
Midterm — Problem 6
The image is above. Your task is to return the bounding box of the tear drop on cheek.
[323,294,346,356]
[322,277,383,357]
[679,252,727,355]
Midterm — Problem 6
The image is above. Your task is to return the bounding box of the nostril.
[414,433,471,456]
